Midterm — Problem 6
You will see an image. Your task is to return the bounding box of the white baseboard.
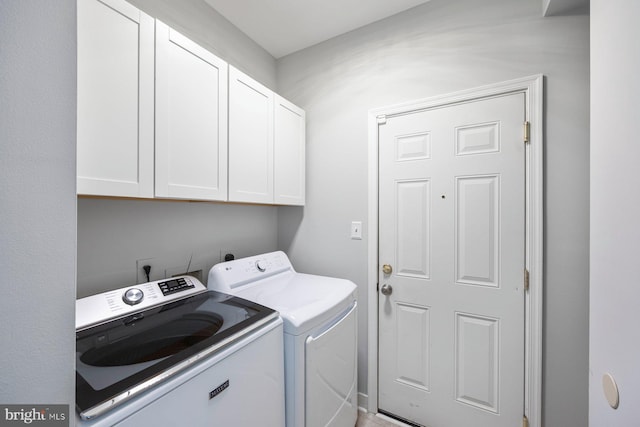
[357,392,369,412]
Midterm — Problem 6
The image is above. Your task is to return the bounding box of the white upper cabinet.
[77,0,154,198]
[229,66,306,205]
[155,21,228,201]
[78,0,304,205]
[274,95,305,206]
[228,66,275,204]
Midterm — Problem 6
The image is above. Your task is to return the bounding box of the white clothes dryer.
[208,251,358,427]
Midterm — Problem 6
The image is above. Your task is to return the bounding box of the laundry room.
[5,0,637,426]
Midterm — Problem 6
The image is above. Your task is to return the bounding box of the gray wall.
[76,0,279,297]
[128,0,277,89]
[0,0,77,418]
[276,0,590,425]
[590,0,640,424]
[77,199,278,297]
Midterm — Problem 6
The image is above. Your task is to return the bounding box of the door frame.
[366,75,543,427]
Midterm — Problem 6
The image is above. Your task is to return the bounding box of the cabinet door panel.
[155,22,228,201]
[228,66,274,204]
[77,0,154,197]
[274,95,305,205]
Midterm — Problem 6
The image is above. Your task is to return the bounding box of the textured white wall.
[0,0,77,416]
[276,0,589,425]
[590,0,640,424]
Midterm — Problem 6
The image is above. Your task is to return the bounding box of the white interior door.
[378,94,526,427]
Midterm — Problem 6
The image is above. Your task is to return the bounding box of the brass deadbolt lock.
[382,264,393,275]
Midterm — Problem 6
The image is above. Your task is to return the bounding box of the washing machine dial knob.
[123,288,144,305]
[255,260,267,272]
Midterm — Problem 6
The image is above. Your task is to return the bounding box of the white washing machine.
[208,251,358,427]
[75,276,285,426]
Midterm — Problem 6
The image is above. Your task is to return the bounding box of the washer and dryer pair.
[75,251,357,427]
[208,251,358,427]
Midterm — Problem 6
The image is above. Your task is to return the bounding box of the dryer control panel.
[208,251,293,291]
[76,276,206,331]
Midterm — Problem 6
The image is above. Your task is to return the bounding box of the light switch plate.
[351,221,363,240]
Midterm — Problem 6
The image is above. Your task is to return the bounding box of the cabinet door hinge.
[523,415,530,427]
[377,115,387,125]
[524,268,530,292]
[524,121,531,144]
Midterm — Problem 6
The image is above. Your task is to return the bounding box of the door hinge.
[377,115,387,125]
[524,121,530,144]
[523,415,530,427]
[524,268,530,292]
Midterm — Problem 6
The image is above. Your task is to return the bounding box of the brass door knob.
[382,264,393,275]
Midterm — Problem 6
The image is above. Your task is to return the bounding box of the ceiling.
[203,0,432,58]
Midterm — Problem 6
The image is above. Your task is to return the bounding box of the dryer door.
[305,302,358,427]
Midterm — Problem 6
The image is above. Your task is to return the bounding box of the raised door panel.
[274,95,305,206]
[155,21,228,201]
[395,302,431,391]
[396,179,431,279]
[455,175,500,287]
[454,312,500,413]
[228,66,274,204]
[77,0,154,198]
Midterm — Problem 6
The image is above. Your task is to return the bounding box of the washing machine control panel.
[76,276,206,331]
[158,276,196,296]
[122,288,144,305]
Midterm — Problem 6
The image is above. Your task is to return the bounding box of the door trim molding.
[366,75,543,427]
